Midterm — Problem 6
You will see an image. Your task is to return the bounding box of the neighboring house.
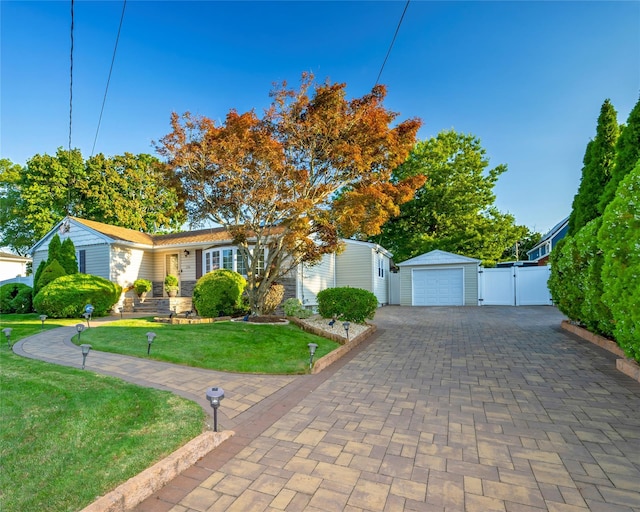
[396,250,481,306]
[527,216,569,265]
[0,251,32,286]
[30,217,392,308]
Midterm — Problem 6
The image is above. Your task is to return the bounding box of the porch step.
[128,297,194,315]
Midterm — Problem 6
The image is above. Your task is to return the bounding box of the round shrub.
[37,259,67,292]
[283,298,312,319]
[317,287,378,323]
[33,274,122,318]
[193,269,246,317]
[0,283,32,313]
[599,162,640,361]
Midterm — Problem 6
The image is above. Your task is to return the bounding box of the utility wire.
[375,0,410,86]
[67,0,74,216]
[69,0,74,153]
[91,0,127,157]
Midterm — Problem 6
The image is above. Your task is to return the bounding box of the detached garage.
[397,250,480,306]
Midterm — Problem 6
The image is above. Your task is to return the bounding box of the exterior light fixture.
[118,307,123,319]
[146,332,156,355]
[76,323,85,343]
[308,342,318,369]
[39,315,47,329]
[206,386,225,432]
[2,327,12,349]
[83,304,94,328]
[343,321,351,340]
[184,249,190,257]
[81,343,92,369]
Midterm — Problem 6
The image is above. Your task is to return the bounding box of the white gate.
[479,266,552,306]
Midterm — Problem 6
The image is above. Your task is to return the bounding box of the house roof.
[397,249,480,266]
[526,216,569,256]
[72,217,155,245]
[0,251,31,262]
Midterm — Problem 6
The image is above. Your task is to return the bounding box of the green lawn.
[71,317,337,374]
[0,315,201,512]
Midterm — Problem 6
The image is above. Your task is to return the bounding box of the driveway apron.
[133,306,640,512]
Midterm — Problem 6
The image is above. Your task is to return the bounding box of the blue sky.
[2,1,639,233]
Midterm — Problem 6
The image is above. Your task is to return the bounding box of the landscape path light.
[2,327,12,349]
[76,323,85,343]
[81,344,92,369]
[343,321,351,340]
[146,332,156,355]
[308,342,318,369]
[206,386,225,432]
[39,314,47,329]
[83,304,94,328]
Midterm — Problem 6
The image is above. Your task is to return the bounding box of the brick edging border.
[560,320,640,384]
[81,430,233,512]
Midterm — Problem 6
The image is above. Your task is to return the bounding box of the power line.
[91,0,127,157]
[375,0,410,86]
[69,0,74,153]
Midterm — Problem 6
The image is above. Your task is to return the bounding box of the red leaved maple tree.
[157,73,423,314]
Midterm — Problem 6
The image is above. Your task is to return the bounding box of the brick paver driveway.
[137,306,640,512]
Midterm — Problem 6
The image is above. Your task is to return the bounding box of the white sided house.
[30,217,393,310]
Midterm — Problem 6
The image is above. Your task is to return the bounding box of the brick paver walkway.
[14,307,640,511]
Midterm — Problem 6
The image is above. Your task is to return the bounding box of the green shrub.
[32,260,46,295]
[0,283,32,313]
[193,269,246,317]
[133,278,153,295]
[33,274,122,318]
[599,162,640,361]
[576,218,614,338]
[37,259,67,292]
[548,236,586,323]
[11,286,33,313]
[317,287,378,323]
[262,283,285,315]
[283,298,312,319]
[60,237,79,274]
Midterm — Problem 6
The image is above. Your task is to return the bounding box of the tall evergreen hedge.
[599,162,640,360]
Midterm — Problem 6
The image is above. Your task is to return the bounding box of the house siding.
[298,253,335,306]
[336,243,371,291]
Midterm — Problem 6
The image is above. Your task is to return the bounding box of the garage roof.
[397,249,480,266]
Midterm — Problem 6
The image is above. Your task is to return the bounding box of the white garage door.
[413,268,464,306]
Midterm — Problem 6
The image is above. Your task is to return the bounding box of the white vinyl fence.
[478,266,552,306]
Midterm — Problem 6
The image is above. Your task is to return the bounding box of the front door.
[166,254,179,295]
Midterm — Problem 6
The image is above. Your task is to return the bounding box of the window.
[201,246,267,277]
[78,250,86,273]
[377,255,385,278]
[222,249,233,269]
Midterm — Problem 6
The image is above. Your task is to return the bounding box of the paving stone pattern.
[136,306,640,512]
[15,306,640,511]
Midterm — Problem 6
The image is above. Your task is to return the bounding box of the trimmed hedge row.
[550,162,639,361]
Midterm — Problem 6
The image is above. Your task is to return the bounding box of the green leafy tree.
[0,149,186,253]
[0,159,34,255]
[599,161,640,361]
[568,99,619,234]
[598,96,640,213]
[60,237,78,274]
[375,130,527,264]
[500,227,542,262]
